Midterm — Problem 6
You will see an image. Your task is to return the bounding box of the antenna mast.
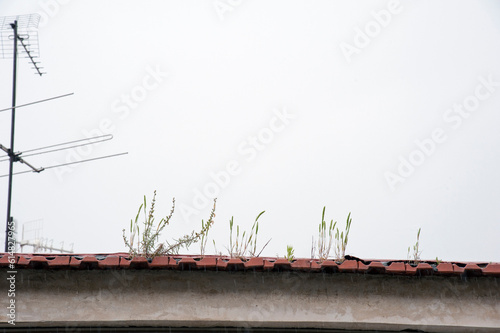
[0,14,127,252]
[1,14,43,252]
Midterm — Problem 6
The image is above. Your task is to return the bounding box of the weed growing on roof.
[407,227,422,265]
[226,211,271,258]
[200,215,214,257]
[335,212,352,262]
[314,207,352,262]
[285,245,295,262]
[316,207,336,262]
[122,191,216,258]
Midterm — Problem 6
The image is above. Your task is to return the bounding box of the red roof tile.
[437,262,454,275]
[244,257,264,269]
[129,256,149,269]
[310,260,322,271]
[0,255,13,266]
[358,261,386,274]
[386,262,406,274]
[47,256,70,268]
[338,259,358,272]
[149,256,169,269]
[1,253,499,278]
[98,255,120,269]
[196,257,217,269]
[453,264,465,274]
[217,258,245,270]
[270,258,292,271]
[290,259,311,270]
[464,263,483,276]
[483,263,500,276]
[318,260,339,272]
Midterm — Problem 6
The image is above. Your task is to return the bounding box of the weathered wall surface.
[1,269,499,332]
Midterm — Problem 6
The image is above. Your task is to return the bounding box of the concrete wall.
[1,269,499,332]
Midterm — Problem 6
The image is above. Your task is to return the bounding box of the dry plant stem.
[122,191,216,258]
[200,199,217,257]
[311,236,316,260]
[407,227,421,265]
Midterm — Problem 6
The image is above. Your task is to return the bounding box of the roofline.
[2,253,499,277]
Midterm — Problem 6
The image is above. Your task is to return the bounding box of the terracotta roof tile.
[176,257,197,270]
[217,258,245,270]
[80,256,100,269]
[47,256,70,268]
[263,259,275,270]
[463,263,483,276]
[358,261,386,274]
[129,256,149,269]
[196,257,217,269]
[17,255,31,267]
[98,256,120,269]
[149,256,169,269]
[310,260,322,271]
[483,263,500,276]
[405,263,418,275]
[2,254,499,278]
[0,254,14,267]
[437,262,454,275]
[29,256,49,269]
[453,264,465,274]
[119,257,132,268]
[386,262,406,274]
[319,260,339,272]
[290,259,311,270]
[338,259,358,272]
[271,258,292,271]
[244,257,264,269]
[416,263,434,276]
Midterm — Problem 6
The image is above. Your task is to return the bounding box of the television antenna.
[18,219,74,253]
[0,14,127,252]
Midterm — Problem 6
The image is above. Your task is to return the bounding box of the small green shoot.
[315,207,352,262]
[317,207,336,262]
[227,211,270,258]
[407,227,422,265]
[285,245,295,262]
[334,212,352,262]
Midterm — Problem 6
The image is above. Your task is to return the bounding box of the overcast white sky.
[1,0,499,261]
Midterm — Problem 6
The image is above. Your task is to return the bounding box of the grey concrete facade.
[1,269,499,332]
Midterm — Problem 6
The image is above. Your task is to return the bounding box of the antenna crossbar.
[0,134,114,162]
[0,144,43,173]
[0,152,128,178]
[0,92,74,113]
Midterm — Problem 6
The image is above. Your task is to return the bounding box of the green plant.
[315,207,352,262]
[122,191,216,258]
[285,245,295,262]
[407,227,422,265]
[334,212,352,262]
[227,211,271,258]
[317,207,337,262]
[200,203,217,257]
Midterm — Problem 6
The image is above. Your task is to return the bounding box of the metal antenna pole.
[0,14,126,252]
[5,21,18,252]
